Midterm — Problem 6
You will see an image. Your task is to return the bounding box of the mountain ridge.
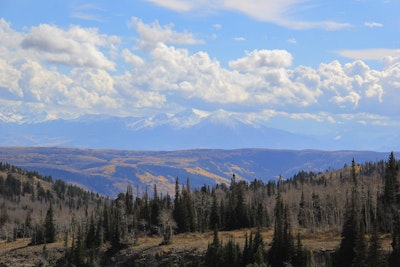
[0,146,394,197]
[0,109,320,150]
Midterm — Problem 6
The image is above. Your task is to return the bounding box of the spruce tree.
[268,192,295,267]
[298,190,306,227]
[352,223,368,267]
[368,222,387,267]
[205,226,222,267]
[223,238,241,267]
[336,159,363,267]
[292,232,308,267]
[253,228,265,264]
[44,203,56,243]
[210,190,220,229]
[383,152,398,208]
[389,212,400,267]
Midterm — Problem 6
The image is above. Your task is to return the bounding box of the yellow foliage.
[185,167,230,184]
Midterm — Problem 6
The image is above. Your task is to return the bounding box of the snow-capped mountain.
[0,108,391,151]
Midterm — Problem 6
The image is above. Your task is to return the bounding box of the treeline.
[1,153,400,266]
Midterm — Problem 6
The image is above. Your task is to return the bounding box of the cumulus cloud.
[128,17,204,50]
[21,24,118,70]
[229,49,293,72]
[1,18,400,129]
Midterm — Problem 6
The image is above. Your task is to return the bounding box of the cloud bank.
[0,18,399,131]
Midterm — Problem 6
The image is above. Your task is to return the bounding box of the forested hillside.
[0,147,392,196]
[1,153,400,266]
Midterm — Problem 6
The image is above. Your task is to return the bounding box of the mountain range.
[0,146,393,197]
[0,108,388,151]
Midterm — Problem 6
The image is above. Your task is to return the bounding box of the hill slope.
[0,147,393,196]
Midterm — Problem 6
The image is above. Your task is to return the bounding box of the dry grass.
[0,228,394,266]
[0,238,30,252]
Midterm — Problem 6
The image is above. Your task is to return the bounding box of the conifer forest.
[1,152,400,266]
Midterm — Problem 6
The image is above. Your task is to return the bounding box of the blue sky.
[0,0,400,150]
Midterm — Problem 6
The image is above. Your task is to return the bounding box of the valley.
[0,147,392,196]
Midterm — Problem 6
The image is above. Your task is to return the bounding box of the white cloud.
[121,49,145,67]
[364,22,383,28]
[0,59,22,98]
[233,37,246,41]
[276,19,352,31]
[1,18,400,127]
[336,48,400,61]
[287,38,297,44]
[145,0,352,30]
[128,17,204,50]
[70,4,105,22]
[229,49,293,72]
[21,24,118,70]
[146,0,194,12]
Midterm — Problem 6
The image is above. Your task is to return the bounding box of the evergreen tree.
[268,193,295,267]
[368,222,387,267]
[125,185,133,214]
[223,238,241,267]
[298,190,306,227]
[44,203,56,243]
[243,232,252,265]
[253,228,265,264]
[352,223,368,267]
[383,152,398,208]
[205,226,222,267]
[335,159,363,267]
[73,226,85,266]
[210,190,220,229]
[292,232,308,267]
[389,212,400,267]
[379,152,399,233]
[86,215,96,250]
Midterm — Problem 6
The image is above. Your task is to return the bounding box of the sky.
[0,0,400,150]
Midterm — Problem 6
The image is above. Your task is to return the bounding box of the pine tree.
[389,212,400,267]
[292,232,308,267]
[73,226,85,266]
[44,203,56,243]
[86,215,96,250]
[253,228,265,264]
[223,238,241,267]
[335,159,363,267]
[125,185,133,214]
[210,190,220,229]
[368,222,387,267]
[352,223,368,267]
[243,232,251,265]
[205,226,222,267]
[383,152,398,208]
[298,190,306,227]
[268,193,295,267]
